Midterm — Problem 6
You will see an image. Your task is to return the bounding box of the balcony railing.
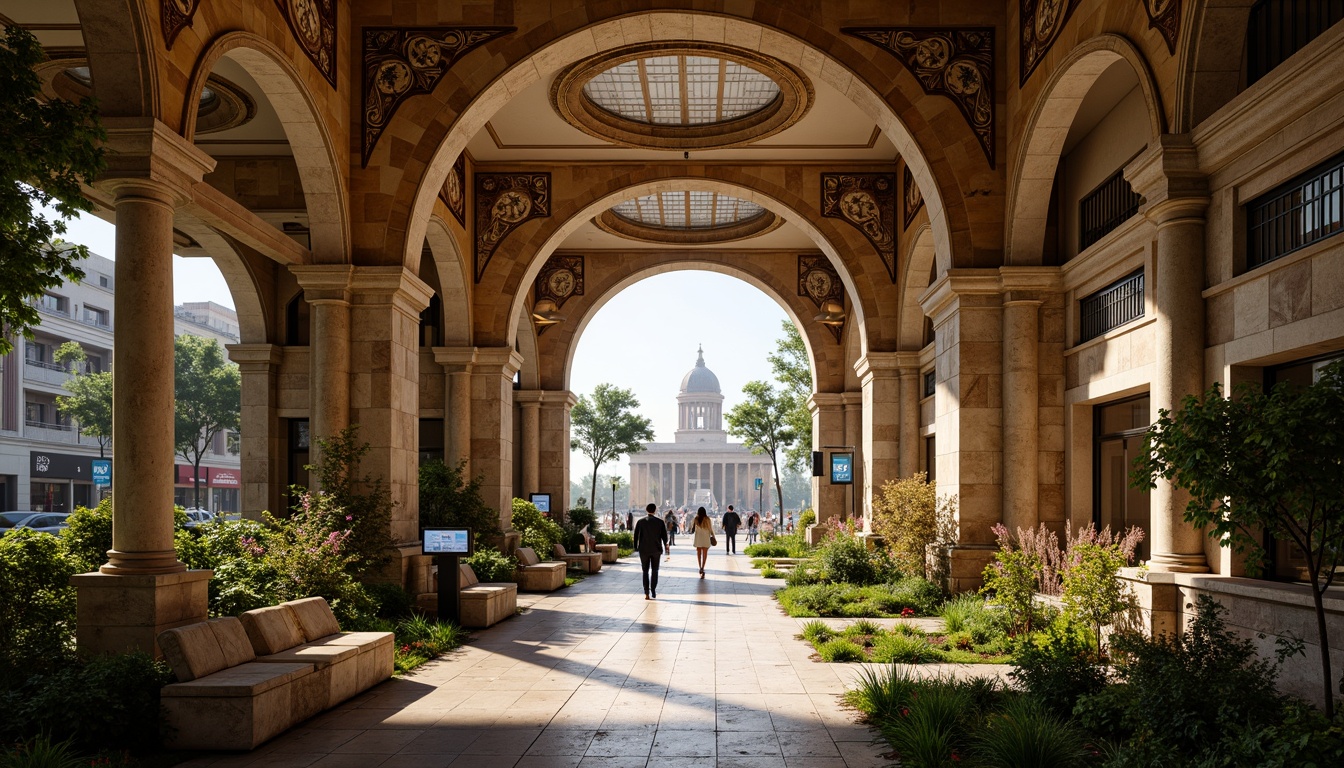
[1246,0,1344,86]
[23,359,72,386]
[1247,151,1344,270]
[25,420,81,444]
[1080,270,1145,343]
[1079,169,1143,251]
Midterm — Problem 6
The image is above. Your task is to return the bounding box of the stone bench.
[513,546,567,591]
[594,543,620,563]
[553,543,603,574]
[242,597,394,695]
[458,563,517,628]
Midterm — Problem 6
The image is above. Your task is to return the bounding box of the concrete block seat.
[513,546,567,591]
[457,563,518,628]
[553,543,603,574]
[158,618,319,751]
[594,543,620,563]
[244,597,395,693]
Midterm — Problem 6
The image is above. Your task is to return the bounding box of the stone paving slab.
[176,547,917,767]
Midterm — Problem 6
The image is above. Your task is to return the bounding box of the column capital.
[999,266,1060,302]
[290,264,354,304]
[349,266,434,315]
[515,389,578,407]
[225,343,283,370]
[807,392,845,415]
[433,345,477,371]
[98,118,216,204]
[472,346,524,377]
[842,391,864,407]
[920,268,1002,322]
[1126,134,1210,221]
[854,352,913,383]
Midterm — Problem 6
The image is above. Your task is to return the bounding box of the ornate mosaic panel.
[362,26,514,166]
[475,173,551,282]
[533,254,584,334]
[1019,0,1081,86]
[844,27,996,167]
[1144,0,1182,54]
[820,173,898,283]
[439,154,466,225]
[903,165,925,229]
[161,0,200,49]
[798,254,845,342]
[274,0,337,88]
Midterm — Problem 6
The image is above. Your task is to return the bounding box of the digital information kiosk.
[422,527,473,625]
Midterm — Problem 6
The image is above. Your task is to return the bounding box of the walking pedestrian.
[633,503,670,599]
[746,512,759,546]
[722,505,742,554]
[665,509,679,546]
[691,506,713,578]
[626,510,634,533]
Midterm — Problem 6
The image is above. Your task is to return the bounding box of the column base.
[1118,568,1180,638]
[99,548,186,575]
[1147,552,1209,573]
[71,569,213,657]
[931,544,998,593]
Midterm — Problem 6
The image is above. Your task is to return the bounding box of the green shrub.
[0,652,173,751]
[744,541,790,558]
[594,530,633,549]
[1009,614,1106,718]
[464,546,517,583]
[511,498,564,555]
[800,620,833,644]
[982,524,1044,636]
[872,632,937,664]
[365,581,414,619]
[845,619,883,637]
[847,664,922,723]
[939,592,985,634]
[817,638,866,662]
[566,506,597,531]
[419,460,501,543]
[883,576,945,616]
[58,497,114,573]
[785,562,822,586]
[0,734,85,768]
[1061,539,1134,657]
[871,472,958,579]
[760,563,784,578]
[885,683,973,768]
[972,696,1088,768]
[799,509,816,527]
[817,523,881,585]
[0,529,77,688]
[392,614,468,674]
[306,426,395,577]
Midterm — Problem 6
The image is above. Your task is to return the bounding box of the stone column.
[470,347,524,531]
[72,120,214,655]
[1128,137,1211,573]
[898,367,920,478]
[1001,299,1041,534]
[227,343,284,518]
[433,347,475,472]
[855,353,903,527]
[538,391,577,515]
[516,392,542,496]
[290,265,353,479]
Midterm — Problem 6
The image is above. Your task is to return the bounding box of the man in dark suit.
[633,502,670,599]
[722,505,742,554]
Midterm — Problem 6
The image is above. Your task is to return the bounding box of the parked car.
[0,511,70,535]
[182,508,216,528]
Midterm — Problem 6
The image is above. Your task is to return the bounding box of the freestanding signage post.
[422,527,473,625]
[825,446,857,523]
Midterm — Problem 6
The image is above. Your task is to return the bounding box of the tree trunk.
[1310,581,1335,718]
[771,453,784,521]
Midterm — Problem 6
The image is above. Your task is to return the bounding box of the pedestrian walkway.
[181,545,893,767]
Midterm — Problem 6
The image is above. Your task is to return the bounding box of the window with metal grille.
[1079,169,1143,251]
[922,370,935,398]
[1246,0,1344,86]
[1246,150,1344,270]
[1080,269,1144,343]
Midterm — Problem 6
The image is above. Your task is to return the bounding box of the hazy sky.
[56,212,792,483]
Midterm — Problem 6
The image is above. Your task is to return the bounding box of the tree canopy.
[1133,359,1344,716]
[570,383,654,517]
[174,335,241,508]
[726,380,798,515]
[0,26,105,355]
[767,320,814,472]
[54,342,112,457]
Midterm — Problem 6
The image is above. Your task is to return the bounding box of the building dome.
[679,345,721,394]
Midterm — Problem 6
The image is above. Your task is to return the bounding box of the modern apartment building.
[0,253,243,514]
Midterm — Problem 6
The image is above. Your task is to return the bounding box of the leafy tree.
[419,460,500,545]
[571,472,629,518]
[726,380,797,515]
[1060,541,1132,659]
[1133,360,1344,716]
[570,384,654,516]
[0,26,105,355]
[173,335,241,509]
[871,472,958,579]
[305,425,395,577]
[54,342,112,457]
[767,320,814,472]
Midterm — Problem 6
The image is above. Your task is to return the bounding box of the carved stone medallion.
[1144,0,1182,54]
[821,173,898,282]
[1019,0,1081,86]
[798,254,845,342]
[903,165,925,229]
[440,154,466,225]
[274,0,336,88]
[535,254,584,307]
[844,27,996,167]
[475,173,551,281]
[162,0,200,49]
[362,26,514,166]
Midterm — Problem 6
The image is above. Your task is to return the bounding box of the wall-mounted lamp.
[813,300,845,326]
[532,298,565,326]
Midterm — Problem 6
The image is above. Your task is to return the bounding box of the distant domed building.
[628,347,773,512]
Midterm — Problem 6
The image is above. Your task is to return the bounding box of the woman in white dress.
[691,507,713,578]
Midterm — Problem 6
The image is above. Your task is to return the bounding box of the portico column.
[1001,299,1041,534]
[516,391,542,496]
[72,120,215,655]
[1128,137,1210,573]
[226,343,284,518]
[898,367,920,478]
[808,393,846,525]
[290,265,353,478]
[433,347,475,472]
[538,391,577,515]
[855,353,903,528]
[470,347,524,531]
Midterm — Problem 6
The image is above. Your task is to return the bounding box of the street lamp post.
[611,478,618,532]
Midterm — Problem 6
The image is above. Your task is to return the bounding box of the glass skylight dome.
[611,191,766,230]
[582,55,781,126]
